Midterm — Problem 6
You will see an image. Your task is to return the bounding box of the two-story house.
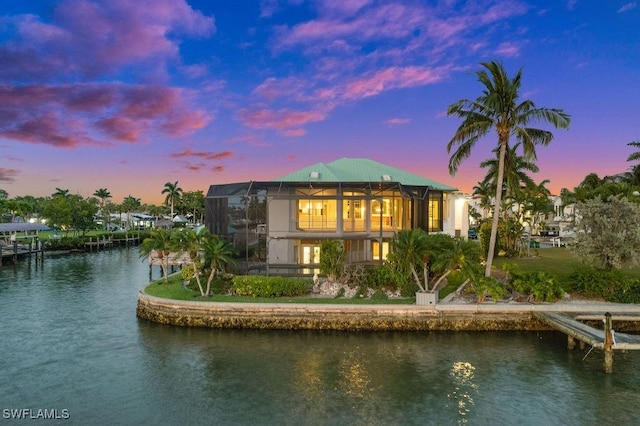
[204,158,468,274]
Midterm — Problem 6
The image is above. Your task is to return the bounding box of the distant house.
[204,158,469,273]
[172,215,189,224]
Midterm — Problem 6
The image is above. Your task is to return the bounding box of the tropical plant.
[447,60,570,277]
[173,227,208,296]
[93,188,112,230]
[425,235,482,291]
[509,270,564,302]
[202,235,236,297]
[479,142,539,200]
[162,181,183,218]
[139,228,176,284]
[388,229,430,292]
[121,195,141,230]
[53,188,70,198]
[319,239,346,281]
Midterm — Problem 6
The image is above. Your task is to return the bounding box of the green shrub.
[209,274,234,295]
[476,276,505,302]
[180,265,196,282]
[370,289,389,301]
[610,279,640,304]
[320,240,346,280]
[509,271,564,302]
[366,265,399,292]
[446,270,467,289]
[569,266,628,300]
[232,275,311,298]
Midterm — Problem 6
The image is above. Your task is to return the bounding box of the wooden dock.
[534,311,640,372]
[0,241,45,265]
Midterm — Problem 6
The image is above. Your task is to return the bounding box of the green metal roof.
[274,158,457,191]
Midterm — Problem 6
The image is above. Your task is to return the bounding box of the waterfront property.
[204,158,469,274]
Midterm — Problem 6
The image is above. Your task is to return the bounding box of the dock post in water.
[604,312,614,373]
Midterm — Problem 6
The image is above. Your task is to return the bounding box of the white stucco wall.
[442,192,469,238]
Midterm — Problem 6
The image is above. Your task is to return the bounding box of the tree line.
[0,181,205,235]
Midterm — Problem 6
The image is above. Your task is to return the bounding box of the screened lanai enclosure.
[204,158,464,276]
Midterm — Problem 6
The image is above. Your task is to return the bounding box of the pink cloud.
[282,128,308,137]
[344,66,447,100]
[224,133,271,147]
[384,118,411,126]
[275,3,424,50]
[95,117,141,143]
[171,149,234,161]
[495,42,521,57]
[253,77,308,101]
[0,83,210,147]
[239,107,327,132]
[0,0,214,82]
[0,167,19,183]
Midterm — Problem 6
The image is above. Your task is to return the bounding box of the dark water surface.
[1,249,639,425]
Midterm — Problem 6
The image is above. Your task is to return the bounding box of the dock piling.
[604,312,614,373]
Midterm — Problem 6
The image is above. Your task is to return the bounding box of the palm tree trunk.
[485,140,508,277]
[411,265,426,292]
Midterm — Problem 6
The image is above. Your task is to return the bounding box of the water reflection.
[3,250,640,425]
[448,361,478,425]
[338,348,372,398]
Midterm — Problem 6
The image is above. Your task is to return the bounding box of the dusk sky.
[1,0,639,205]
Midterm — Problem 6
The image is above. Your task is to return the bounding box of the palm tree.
[53,188,69,198]
[93,188,112,230]
[388,229,430,292]
[174,227,207,296]
[202,235,236,297]
[428,237,481,291]
[479,142,539,202]
[121,195,141,230]
[162,181,183,219]
[447,60,570,277]
[625,140,640,185]
[139,228,176,284]
[93,188,111,207]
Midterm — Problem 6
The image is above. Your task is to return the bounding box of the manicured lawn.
[144,275,416,304]
[493,247,640,292]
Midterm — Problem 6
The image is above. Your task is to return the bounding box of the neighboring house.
[548,195,575,237]
[204,158,469,273]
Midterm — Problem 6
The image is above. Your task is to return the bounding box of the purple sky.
[1,0,639,204]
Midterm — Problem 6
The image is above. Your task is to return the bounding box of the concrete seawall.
[137,292,555,331]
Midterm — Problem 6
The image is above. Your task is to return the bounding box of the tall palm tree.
[121,195,141,230]
[93,188,111,207]
[447,60,570,277]
[162,181,183,218]
[93,188,112,230]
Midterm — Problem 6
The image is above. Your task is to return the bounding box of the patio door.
[301,244,320,275]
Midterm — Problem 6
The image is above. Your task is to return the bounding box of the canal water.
[1,248,639,425]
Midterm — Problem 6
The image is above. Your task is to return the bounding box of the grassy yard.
[493,247,640,292]
[144,275,417,304]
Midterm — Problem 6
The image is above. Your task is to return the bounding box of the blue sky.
[1,0,639,204]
